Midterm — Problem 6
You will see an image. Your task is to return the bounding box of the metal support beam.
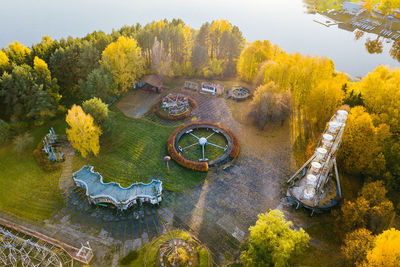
[333,158,342,198]
[287,154,316,183]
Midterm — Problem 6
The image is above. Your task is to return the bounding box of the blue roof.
[72,165,162,204]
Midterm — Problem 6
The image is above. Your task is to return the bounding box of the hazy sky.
[1,0,398,76]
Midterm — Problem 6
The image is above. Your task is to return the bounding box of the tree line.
[237,39,400,191]
[237,40,400,265]
[0,19,245,126]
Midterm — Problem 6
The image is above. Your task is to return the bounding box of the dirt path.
[59,144,75,198]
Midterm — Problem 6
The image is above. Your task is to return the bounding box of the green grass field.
[73,108,207,191]
[177,128,228,162]
[0,120,65,221]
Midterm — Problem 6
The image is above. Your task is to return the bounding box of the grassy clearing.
[0,120,65,221]
[178,128,228,161]
[120,230,211,267]
[73,108,207,191]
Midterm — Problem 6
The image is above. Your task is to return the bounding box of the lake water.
[1,0,399,77]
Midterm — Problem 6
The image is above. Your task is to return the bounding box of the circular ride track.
[167,122,240,171]
[154,93,197,120]
[231,86,251,101]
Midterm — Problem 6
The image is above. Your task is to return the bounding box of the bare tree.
[249,81,291,129]
[151,38,172,77]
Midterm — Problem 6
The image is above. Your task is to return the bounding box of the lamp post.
[164,156,171,172]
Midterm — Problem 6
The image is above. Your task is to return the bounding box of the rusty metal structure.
[287,109,348,214]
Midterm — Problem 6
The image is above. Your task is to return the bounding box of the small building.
[200,82,224,96]
[135,75,163,93]
[184,81,199,91]
[342,2,363,16]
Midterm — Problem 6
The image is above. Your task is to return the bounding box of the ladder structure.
[0,217,93,266]
[287,109,348,213]
[0,226,72,266]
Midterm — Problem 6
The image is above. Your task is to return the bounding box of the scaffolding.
[0,217,93,266]
[42,127,64,162]
[287,109,348,213]
[0,226,72,266]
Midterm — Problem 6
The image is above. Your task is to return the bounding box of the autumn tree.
[365,38,383,54]
[390,39,400,62]
[66,105,101,158]
[355,65,400,132]
[191,45,209,73]
[31,35,60,63]
[151,38,172,77]
[363,0,374,12]
[305,73,347,129]
[339,106,382,175]
[250,81,291,129]
[0,51,10,73]
[241,209,309,267]
[341,228,374,266]
[209,19,232,59]
[33,56,60,103]
[82,97,109,125]
[335,181,395,235]
[363,228,400,267]
[100,36,145,94]
[377,0,400,16]
[237,40,279,82]
[0,62,60,121]
[3,41,31,65]
[257,53,335,106]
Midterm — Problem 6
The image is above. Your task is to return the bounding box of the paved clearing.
[117,89,160,119]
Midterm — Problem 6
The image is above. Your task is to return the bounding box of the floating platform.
[72,165,162,210]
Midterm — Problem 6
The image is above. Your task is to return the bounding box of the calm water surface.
[1,0,399,76]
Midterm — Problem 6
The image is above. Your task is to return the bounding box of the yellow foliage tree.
[33,56,51,78]
[363,0,374,12]
[210,19,232,58]
[100,36,145,94]
[342,228,374,266]
[305,73,347,128]
[363,228,400,267]
[66,105,102,158]
[0,51,10,71]
[241,209,309,267]
[339,106,381,175]
[261,53,335,105]
[355,65,400,132]
[237,40,280,82]
[4,41,31,65]
[377,0,400,16]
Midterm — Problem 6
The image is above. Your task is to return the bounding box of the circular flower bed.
[159,238,198,267]
[154,94,198,120]
[167,122,240,171]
